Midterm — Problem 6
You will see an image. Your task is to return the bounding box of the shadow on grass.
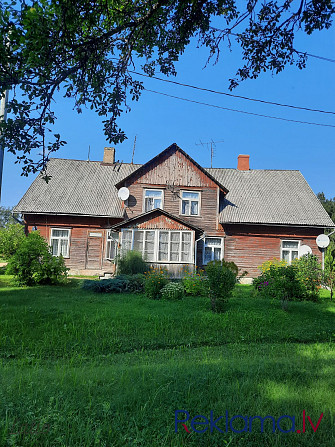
[0,343,334,446]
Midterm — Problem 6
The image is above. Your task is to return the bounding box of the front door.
[86,231,103,269]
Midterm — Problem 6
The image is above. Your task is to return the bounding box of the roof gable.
[110,209,203,232]
[115,143,228,193]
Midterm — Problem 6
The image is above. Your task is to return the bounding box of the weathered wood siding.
[24,214,121,275]
[125,150,224,234]
[223,224,323,277]
[123,212,191,230]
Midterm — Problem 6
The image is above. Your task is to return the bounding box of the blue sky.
[2,22,335,208]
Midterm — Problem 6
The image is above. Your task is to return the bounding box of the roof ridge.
[206,168,301,172]
[49,157,142,166]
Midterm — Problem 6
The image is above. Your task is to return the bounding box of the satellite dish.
[299,244,312,257]
[316,234,330,249]
[118,187,129,201]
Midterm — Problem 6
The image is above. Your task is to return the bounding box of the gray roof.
[14,158,139,218]
[14,158,334,227]
[207,168,334,227]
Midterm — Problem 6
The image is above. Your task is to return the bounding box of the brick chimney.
[103,147,115,164]
[237,154,250,171]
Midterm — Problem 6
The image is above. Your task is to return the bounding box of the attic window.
[181,191,200,216]
[144,189,163,212]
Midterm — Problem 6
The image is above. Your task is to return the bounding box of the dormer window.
[181,191,200,216]
[144,189,163,212]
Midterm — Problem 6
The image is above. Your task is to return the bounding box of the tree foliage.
[317,192,335,222]
[1,0,334,178]
[0,205,17,227]
[0,222,25,258]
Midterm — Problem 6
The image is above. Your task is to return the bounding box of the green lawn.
[0,277,334,446]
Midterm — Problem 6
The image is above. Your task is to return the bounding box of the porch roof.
[109,208,204,233]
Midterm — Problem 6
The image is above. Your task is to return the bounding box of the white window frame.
[143,189,164,213]
[50,228,71,258]
[202,237,224,265]
[180,190,201,217]
[281,240,300,264]
[120,228,194,264]
[105,230,118,260]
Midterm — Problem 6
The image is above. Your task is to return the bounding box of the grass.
[0,276,334,446]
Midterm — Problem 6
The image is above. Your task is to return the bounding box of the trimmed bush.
[206,260,237,313]
[144,267,169,299]
[82,274,145,294]
[161,282,184,300]
[6,231,68,285]
[118,251,148,275]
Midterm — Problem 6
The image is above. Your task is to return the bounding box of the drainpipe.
[194,232,206,271]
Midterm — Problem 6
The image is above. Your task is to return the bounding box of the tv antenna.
[87,145,91,161]
[196,139,224,168]
[131,136,137,164]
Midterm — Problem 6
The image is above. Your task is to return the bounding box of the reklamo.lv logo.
[175,410,324,434]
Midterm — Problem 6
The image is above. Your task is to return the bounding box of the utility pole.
[195,139,224,168]
[0,90,9,202]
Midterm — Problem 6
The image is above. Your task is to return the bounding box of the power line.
[209,27,335,63]
[131,71,335,116]
[297,52,335,63]
[143,88,335,128]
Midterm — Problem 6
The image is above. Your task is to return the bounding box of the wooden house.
[14,143,335,280]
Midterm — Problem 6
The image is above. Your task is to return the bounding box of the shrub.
[206,260,237,313]
[222,260,239,276]
[323,248,335,301]
[254,264,304,303]
[115,274,145,293]
[254,254,321,303]
[6,231,68,285]
[161,282,184,300]
[117,250,148,275]
[0,223,25,259]
[259,258,287,273]
[82,274,145,294]
[82,278,127,293]
[144,267,169,299]
[293,254,322,301]
[182,267,208,296]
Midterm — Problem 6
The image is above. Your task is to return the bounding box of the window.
[121,229,193,263]
[281,240,300,264]
[50,228,70,257]
[144,189,163,212]
[144,230,155,262]
[203,237,223,265]
[121,230,132,254]
[106,231,118,260]
[181,191,200,216]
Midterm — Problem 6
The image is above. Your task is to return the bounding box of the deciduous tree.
[1,0,334,178]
